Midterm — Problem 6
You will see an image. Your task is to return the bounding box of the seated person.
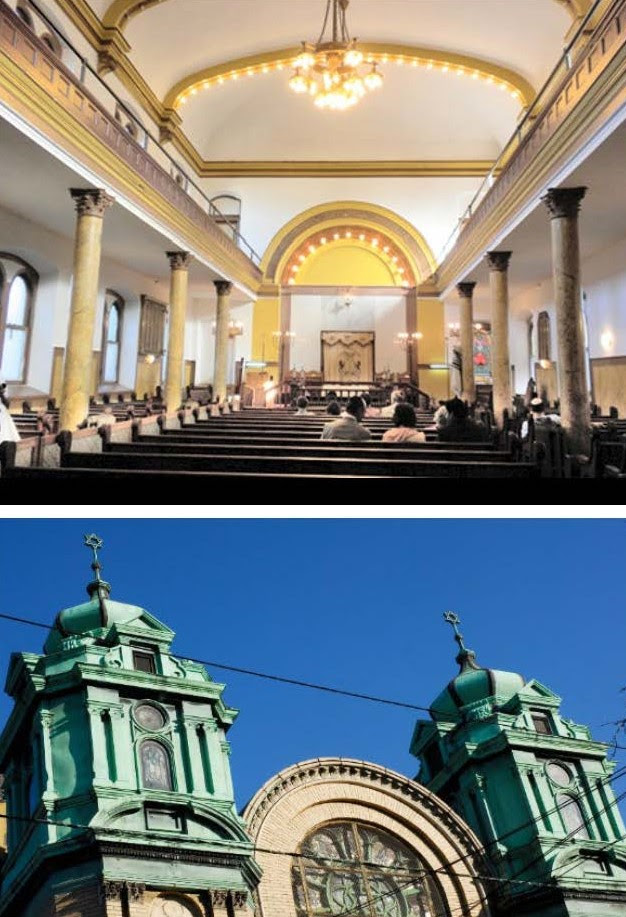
[326,400,341,416]
[521,397,561,440]
[433,400,450,430]
[438,397,489,442]
[382,403,426,444]
[381,390,405,418]
[295,396,312,415]
[321,395,372,441]
[362,392,381,417]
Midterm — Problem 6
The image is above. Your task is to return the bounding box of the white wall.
[199,176,483,266]
[290,293,406,375]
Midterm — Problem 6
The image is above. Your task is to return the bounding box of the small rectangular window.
[531,712,552,734]
[133,650,156,674]
[145,808,184,832]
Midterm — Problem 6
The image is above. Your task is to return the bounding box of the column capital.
[543,186,587,219]
[166,250,193,271]
[214,279,233,297]
[456,281,476,298]
[485,250,512,272]
[69,188,114,218]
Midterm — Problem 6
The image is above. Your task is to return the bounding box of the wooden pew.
[62,449,536,478]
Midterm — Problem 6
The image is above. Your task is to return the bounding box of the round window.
[135,703,167,731]
[546,762,572,787]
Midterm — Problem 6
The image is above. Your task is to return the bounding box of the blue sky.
[0,519,624,815]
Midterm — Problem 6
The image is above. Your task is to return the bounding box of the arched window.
[292,821,446,917]
[538,311,551,362]
[556,795,590,838]
[140,740,173,791]
[40,32,63,58]
[0,254,37,383]
[101,291,124,383]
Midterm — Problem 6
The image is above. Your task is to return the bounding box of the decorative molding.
[99,879,124,901]
[542,186,587,219]
[102,0,166,31]
[166,250,193,271]
[485,251,512,272]
[69,188,115,218]
[243,756,492,877]
[209,889,229,907]
[214,280,233,297]
[456,281,477,297]
[165,43,535,110]
[194,160,496,178]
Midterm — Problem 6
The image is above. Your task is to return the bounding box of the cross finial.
[443,610,467,653]
[84,533,103,582]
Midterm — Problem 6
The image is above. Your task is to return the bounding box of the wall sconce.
[600,330,614,352]
[272,330,296,341]
[539,358,552,369]
[447,322,460,335]
[212,320,244,337]
[144,353,156,364]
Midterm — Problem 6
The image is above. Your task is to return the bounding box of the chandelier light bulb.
[344,46,363,68]
[289,69,309,93]
[364,64,383,90]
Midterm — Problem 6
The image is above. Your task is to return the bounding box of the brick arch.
[243,758,492,917]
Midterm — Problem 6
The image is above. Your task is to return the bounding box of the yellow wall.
[417,297,449,399]
[295,242,397,286]
[251,297,280,364]
[0,798,6,852]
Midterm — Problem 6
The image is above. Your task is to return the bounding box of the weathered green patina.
[0,536,261,916]
[411,613,626,917]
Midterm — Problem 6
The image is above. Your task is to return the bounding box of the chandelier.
[289,0,383,111]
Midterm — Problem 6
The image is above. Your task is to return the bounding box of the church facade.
[0,542,625,917]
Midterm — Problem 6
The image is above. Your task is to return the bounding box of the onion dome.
[44,534,145,653]
[430,611,525,719]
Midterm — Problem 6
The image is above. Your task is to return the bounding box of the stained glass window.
[556,795,590,839]
[293,821,446,917]
[135,703,167,731]
[546,762,572,788]
[140,740,173,791]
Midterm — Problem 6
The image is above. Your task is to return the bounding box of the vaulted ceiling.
[83,0,576,167]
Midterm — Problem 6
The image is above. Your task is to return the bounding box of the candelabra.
[394,331,423,382]
[212,320,244,337]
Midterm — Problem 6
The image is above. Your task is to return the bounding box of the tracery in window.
[293,821,446,917]
[140,740,173,791]
[0,254,37,383]
[101,291,124,383]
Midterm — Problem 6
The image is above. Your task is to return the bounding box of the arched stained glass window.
[556,795,590,838]
[0,255,37,383]
[538,311,551,362]
[292,822,446,917]
[140,740,173,791]
[101,291,124,383]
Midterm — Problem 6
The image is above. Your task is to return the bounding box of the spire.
[84,532,111,607]
[443,610,480,673]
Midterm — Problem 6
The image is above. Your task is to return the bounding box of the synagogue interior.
[0,0,625,486]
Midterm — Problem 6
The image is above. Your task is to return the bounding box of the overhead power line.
[1,611,626,739]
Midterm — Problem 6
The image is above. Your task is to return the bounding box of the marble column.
[543,186,590,454]
[213,280,233,402]
[457,281,476,403]
[486,251,512,427]
[59,188,114,431]
[164,251,192,413]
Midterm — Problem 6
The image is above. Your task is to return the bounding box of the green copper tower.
[0,535,261,917]
[411,612,626,917]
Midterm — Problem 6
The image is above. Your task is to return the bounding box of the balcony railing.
[0,0,262,270]
[437,0,621,266]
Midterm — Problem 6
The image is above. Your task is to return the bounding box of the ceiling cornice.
[194,160,496,178]
[166,43,536,110]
